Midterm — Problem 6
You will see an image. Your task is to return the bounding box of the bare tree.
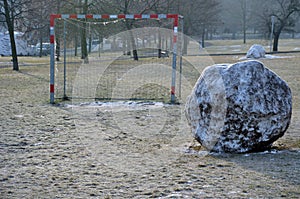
[241,0,247,43]
[0,0,30,71]
[22,0,55,57]
[151,0,177,58]
[102,0,171,60]
[220,0,254,43]
[257,0,300,51]
[178,0,220,48]
[118,0,160,60]
[65,0,106,62]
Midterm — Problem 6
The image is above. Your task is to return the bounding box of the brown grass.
[0,49,299,198]
[205,38,300,54]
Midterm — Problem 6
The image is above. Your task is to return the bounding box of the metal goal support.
[49,14,180,104]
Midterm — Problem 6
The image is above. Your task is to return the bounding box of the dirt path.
[0,62,299,198]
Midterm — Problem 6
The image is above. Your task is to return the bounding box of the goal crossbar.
[49,14,181,104]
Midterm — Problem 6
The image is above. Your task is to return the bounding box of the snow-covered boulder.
[246,44,266,59]
[185,60,292,153]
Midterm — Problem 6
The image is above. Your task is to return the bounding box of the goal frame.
[49,13,181,104]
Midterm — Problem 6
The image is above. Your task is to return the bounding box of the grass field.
[0,40,299,198]
[204,38,300,54]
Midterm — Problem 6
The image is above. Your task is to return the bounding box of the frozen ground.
[0,59,299,198]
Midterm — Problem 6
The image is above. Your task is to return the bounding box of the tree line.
[0,0,299,70]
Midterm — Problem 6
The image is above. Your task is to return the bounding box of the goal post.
[49,14,181,104]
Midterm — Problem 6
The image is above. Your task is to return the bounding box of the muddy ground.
[0,56,299,198]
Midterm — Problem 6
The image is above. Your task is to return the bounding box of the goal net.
[49,14,201,104]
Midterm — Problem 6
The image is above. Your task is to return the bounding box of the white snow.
[265,54,294,59]
[230,45,242,48]
[239,54,294,60]
[66,101,165,110]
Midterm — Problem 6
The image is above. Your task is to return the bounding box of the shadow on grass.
[18,70,49,83]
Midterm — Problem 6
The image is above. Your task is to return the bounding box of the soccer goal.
[49,14,183,104]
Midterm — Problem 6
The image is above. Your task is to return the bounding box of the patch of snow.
[239,54,294,60]
[265,54,294,59]
[66,101,165,109]
[33,142,44,146]
[228,191,239,194]
[230,45,242,48]
[258,149,281,154]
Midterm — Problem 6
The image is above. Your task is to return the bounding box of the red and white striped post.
[49,14,180,104]
[170,14,178,104]
[49,14,58,104]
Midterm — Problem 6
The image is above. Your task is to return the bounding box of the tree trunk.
[123,0,138,60]
[3,0,19,71]
[272,25,284,52]
[165,35,168,50]
[243,28,246,44]
[75,32,78,56]
[132,49,138,60]
[273,33,280,52]
[88,32,92,53]
[242,0,247,44]
[130,29,138,60]
[158,30,162,58]
[39,37,43,57]
[55,0,61,61]
[80,0,88,63]
[126,22,138,61]
[81,26,88,62]
[201,28,205,48]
